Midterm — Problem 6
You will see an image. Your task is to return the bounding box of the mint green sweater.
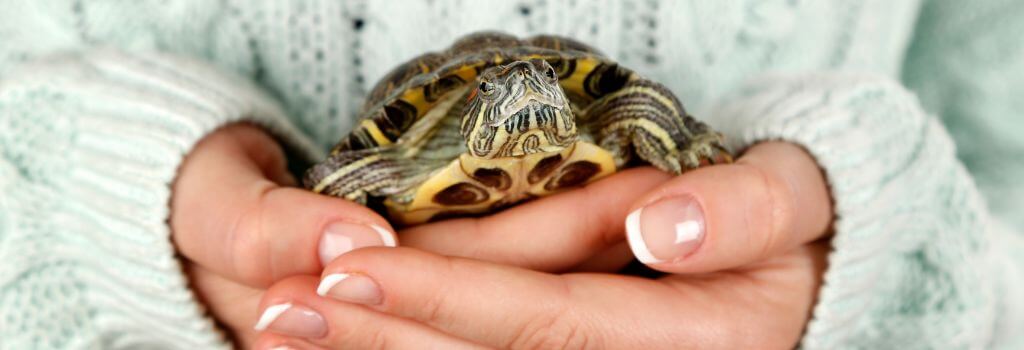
[1,1,1021,348]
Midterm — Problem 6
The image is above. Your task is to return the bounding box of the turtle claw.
[679,132,732,170]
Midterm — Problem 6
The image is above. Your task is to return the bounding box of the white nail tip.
[317,273,350,296]
[625,208,664,264]
[369,224,398,247]
[254,303,292,331]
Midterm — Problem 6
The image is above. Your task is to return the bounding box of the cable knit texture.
[0,0,1020,349]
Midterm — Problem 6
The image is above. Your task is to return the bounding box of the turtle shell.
[331,31,633,155]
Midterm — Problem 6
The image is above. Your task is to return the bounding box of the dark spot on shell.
[353,18,365,30]
[433,183,489,205]
[528,154,563,184]
[545,161,601,191]
[549,58,576,79]
[427,209,487,223]
[380,99,418,139]
[473,168,512,190]
[585,63,631,98]
[425,75,466,102]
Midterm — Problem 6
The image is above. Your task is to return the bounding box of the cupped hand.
[251,142,835,349]
[171,124,673,348]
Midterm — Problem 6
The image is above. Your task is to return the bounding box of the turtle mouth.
[487,100,564,128]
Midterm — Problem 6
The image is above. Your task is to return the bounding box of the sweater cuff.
[710,73,995,349]
[0,50,321,348]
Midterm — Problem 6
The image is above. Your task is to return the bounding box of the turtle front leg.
[582,79,732,174]
[303,147,428,204]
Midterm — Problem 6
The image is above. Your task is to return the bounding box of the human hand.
[251,142,835,349]
[171,124,400,347]
[172,124,674,347]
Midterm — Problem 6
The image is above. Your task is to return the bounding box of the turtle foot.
[679,132,733,170]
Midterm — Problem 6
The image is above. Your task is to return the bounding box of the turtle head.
[461,59,577,158]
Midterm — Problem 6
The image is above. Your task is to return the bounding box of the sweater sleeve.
[0,50,321,348]
[901,0,1024,347]
[710,73,1005,349]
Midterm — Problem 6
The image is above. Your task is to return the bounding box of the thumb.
[171,124,397,287]
[625,142,833,273]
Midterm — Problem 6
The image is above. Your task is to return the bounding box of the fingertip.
[316,273,349,297]
[625,208,664,265]
[625,141,832,273]
[252,333,316,350]
[368,223,398,247]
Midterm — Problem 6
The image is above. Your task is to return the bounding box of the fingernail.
[256,343,299,350]
[319,222,396,266]
[317,273,383,305]
[253,302,327,338]
[625,196,706,264]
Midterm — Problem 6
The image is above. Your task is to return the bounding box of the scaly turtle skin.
[304,32,732,225]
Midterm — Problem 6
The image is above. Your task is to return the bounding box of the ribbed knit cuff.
[710,73,996,349]
[0,50,321,349]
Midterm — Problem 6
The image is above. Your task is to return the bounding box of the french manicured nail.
[256,343,298,350]
[626,196,706,264]
[317,273,383,305]
[253,302,327,338]
[319,222,396,266]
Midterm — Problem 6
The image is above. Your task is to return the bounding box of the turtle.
[304,32,732,225]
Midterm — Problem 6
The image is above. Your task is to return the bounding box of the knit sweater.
[0,0,1020,349]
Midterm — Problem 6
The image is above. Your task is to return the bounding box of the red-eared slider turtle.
[304,32,732,225]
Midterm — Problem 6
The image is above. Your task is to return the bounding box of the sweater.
[0,0,1020,348]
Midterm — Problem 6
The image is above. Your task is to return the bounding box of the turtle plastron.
[384,141,616,225]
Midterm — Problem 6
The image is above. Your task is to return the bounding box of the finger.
[399,167,671,272]
[316,245,829,349]
[571,241,635,272]
[315,247,581,348]
[252,334,325,350]
[185,263,265,348]
[660,241,831,348]
[171,124,398,287]
[253,276,484,350]
[625,141,833,273]
[315,247,776,349]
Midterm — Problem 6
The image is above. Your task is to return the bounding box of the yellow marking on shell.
[453,65,478,83]
[384,141,616,225]
[559,57,600,96]
[360,119,393,146]
[401,85,473,155]
[519,54,551,61]
[313,155,381,193]
[397,66,480,124]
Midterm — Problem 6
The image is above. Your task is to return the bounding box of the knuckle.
[416,255,459,326]
[229,183,278,286]
[509,311,590,350]
[365,327,390,350]
[507,280,593,350]
[580,185,621,248]
[324,308,389,349]
[737,162,794,258]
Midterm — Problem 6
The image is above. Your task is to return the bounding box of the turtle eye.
[479,81,496,95]
[545,66,557,81]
